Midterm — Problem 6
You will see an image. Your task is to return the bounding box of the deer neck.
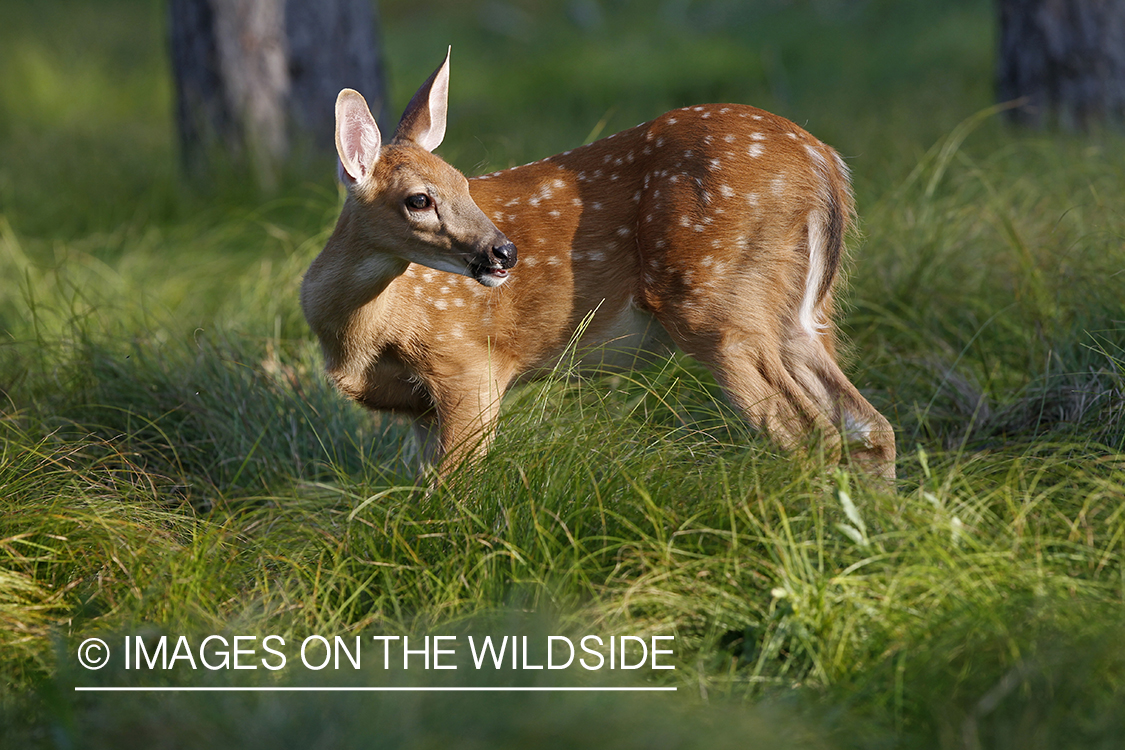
[300,207,409,372]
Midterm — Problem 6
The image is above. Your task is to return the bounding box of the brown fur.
[301,55,896,479]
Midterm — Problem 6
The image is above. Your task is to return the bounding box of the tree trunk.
[169,0,389,188]
[997,0,1125,130]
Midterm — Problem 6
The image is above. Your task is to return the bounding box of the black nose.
[492,241,517,268]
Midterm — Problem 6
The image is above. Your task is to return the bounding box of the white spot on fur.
[771,176,786,195]
[748,143,765,158]
[720,184,735,199]
[433,299,448,310]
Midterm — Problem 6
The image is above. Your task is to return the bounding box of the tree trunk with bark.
[997,0,1125,130]
[169,0,389,187]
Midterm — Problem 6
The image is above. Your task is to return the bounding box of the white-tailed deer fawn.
[301,50,896,480]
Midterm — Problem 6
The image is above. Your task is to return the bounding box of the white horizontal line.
[75,686,677,693]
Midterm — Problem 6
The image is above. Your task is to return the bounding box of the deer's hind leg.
[782,330,897,479]
[651,294,842,464]
[649,285,894,478]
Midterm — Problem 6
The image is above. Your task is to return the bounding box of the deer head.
[333,49,517,287]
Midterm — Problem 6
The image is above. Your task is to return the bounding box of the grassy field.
[2,0,1124,746]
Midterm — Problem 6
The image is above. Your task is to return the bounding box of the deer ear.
[335,89,382,184]
[393,47,450,153]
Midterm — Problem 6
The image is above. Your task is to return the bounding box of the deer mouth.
[469,261,511,287]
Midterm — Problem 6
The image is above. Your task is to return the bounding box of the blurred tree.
[997,0,1125,130]
[169,0,389,188]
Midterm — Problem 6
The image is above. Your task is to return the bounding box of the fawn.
[301,50,896,480]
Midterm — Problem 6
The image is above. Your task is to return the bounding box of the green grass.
[2,0,1125,747]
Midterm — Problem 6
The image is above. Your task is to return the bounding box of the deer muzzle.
[469,237,518,287]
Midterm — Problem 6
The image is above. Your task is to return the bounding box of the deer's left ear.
[393,47,450,152]
[335,88,382,184]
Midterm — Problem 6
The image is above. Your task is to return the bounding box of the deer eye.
[405,193,432,210]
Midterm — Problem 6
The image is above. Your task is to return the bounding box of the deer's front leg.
[425,364,513,476]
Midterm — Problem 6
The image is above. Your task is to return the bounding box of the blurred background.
[1,0,1001,237]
